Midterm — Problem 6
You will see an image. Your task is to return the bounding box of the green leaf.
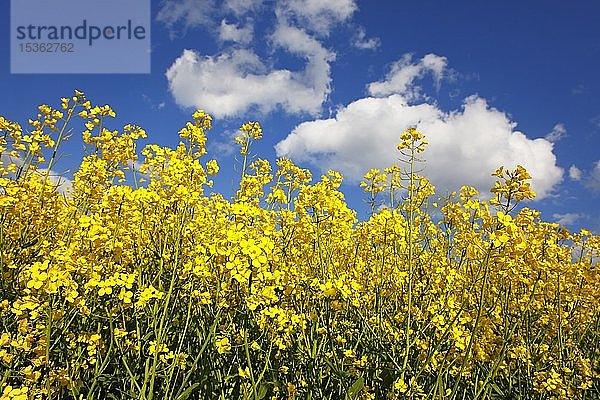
[345,376,364,400]
[174,383,200,400]
[256,383,268,400]
[491,383,504,396]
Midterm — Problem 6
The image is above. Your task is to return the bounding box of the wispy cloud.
[156,0,217,36]
[552,212,582,226]
[367,53,448,100]
[544,123,567,142]
[585,160,600,193]
[274,0,357,36]
[218,19,254,44]
[569,165,582,181]
[571,84,584,95]
[142,94,167,111]
[351,27,380,50]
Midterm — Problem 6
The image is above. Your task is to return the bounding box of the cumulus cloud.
[544,123,567,142]
[161,0,350,118]
[166,22,334,118]
[367,54,448,100]
[219,19,254,44]
[569,165,582,181]
[157,0,366,120]
[276,55,563,200]
[166,36,333,118]
[352,27,380,50]
[553,212,582,226]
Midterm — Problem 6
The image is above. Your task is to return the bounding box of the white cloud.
[270,23,334,90]
[544,122,567,142]
[585,160,600,192]
[157,0,216,33]
[276,0,357,35]
[553,212,582,226]
[276,55,563,200]
[224,0,263,15]
[352,27,380,50]
[367,53,448,100]
[160,0,360,118]
[166,23,334,118]
[208,130,240,156]
[157,0,262,36]
[569,165,582,181]
[142,94,167,111]
[158,0,355,35]
[219,19,253,44]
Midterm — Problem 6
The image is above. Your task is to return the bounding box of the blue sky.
[2,0,599,231]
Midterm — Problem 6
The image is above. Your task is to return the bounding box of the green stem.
[402,143,416,377]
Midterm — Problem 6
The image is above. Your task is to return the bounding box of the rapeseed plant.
[0,92,598,399]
